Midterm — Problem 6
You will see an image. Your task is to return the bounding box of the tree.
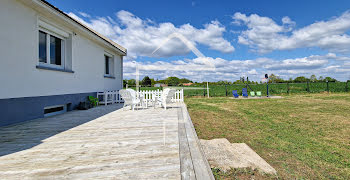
[233,80,244,84]
[179,78,192,84]
[150,78,156,86]
[216,80,231,85]
[318,76,324,82]
[158,79,166,84]
[324,77,337,82]
[294,76,309,83]
[123,80,128,88]
[240,77,245,83]
[288,77,293,82]
[310,75,317,82]
[268,74,278,83]
[141,76,152,86]
[166,77,180,86]
[274,77,285,83]
[127,79,136,86]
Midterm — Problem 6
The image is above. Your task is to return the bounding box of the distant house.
[0,0,127,126]
[182,83,193,86]
[154,83,168,87]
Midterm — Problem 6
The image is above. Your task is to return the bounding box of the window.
[105,55,110,75]
[50,35,62,65]
[39,31,47,63]
[38,30,64,68]
[104,54,115,78]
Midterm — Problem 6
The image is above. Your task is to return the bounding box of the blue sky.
[48,0,350,82]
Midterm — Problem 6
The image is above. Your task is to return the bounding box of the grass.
[212,168,278,180]
[185,93,350,179]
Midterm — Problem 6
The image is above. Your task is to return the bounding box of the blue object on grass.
[232,90,239,98]
[242,88,248,98]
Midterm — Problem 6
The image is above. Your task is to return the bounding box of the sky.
[47,0,350,82]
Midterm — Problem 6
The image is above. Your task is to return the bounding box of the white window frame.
[38,28,66,69]
[104,52,114,77]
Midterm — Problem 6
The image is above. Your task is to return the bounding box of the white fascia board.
[20,0,127,56]
[38,19,70,38]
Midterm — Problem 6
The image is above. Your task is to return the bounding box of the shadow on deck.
[0,104,123,157]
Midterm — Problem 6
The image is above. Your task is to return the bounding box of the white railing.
[97,89,184,106]
[97,90,123,105]
[137,89,184,102]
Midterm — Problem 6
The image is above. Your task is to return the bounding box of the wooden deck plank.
[0,104,181,179]
[181,104,215,180]
[178,107,196,180]
[0,103,214,179]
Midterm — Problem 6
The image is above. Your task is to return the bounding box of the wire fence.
[125,81,350,97]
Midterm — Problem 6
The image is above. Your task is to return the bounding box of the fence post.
[225,84,228,96]
[287,83,290,94]
[181,88,184,102]
[203,84,206,97]
[307,81,310,93]
[267,83,269,97]
[326,81,329,93]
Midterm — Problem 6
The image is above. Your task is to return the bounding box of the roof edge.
[39,0,127,56]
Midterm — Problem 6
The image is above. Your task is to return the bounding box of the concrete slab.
[200,138,276,175]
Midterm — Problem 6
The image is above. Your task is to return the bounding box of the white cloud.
[67,10,350,81]
[68,10,234,59]
[78,12,90,18]
[264,57,328,70]
[123,53,350,82]
[248,69,258,75]
[233,11,350,53]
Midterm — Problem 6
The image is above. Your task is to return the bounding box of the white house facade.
[0,0,127,126]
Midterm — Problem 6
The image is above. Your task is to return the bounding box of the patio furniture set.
[119,88,177,110]
[91,88,182,110]
[232,88,262,98]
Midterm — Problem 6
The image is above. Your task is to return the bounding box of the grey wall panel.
[0,92,96,127]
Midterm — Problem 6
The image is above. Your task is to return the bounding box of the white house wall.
[0,0,125,126]
[0,0,123,100]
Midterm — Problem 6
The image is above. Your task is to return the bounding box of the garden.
[185,93,350,179]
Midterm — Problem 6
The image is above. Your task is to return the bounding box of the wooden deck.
[0,103,213,179]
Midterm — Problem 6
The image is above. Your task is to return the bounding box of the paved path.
[0,104,213,180]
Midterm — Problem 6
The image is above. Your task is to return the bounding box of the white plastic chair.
[119,89,143,111]
[128,89,145,108]
[157,88,176,110]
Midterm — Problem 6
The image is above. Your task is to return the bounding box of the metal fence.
[125,81,349,97]
[207,81,350,97]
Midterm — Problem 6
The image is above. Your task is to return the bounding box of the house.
[154,83,168,87]
[182,83,193,86]
[0,0,127,127]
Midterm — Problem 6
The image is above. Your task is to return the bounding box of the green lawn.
[185,93,350,179]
